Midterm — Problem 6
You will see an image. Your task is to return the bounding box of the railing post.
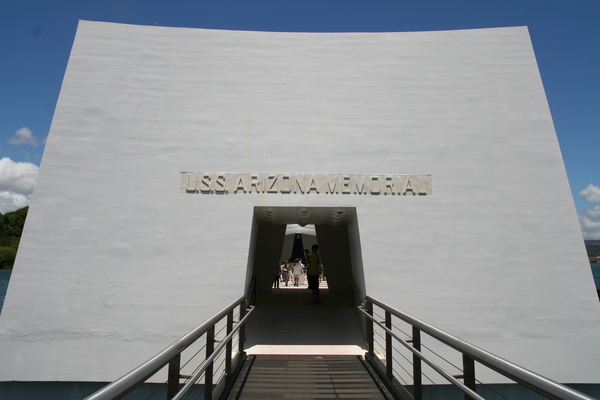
[226,309,233,377]
[365,300,374,356]
[239,299,248,353]
[412,326,422,400]
[205,326,215,400]
[167,354,181,400]
[463,354,476,400]
[385,310,393,379]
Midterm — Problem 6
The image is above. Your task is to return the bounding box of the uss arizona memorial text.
[181,173,432,195]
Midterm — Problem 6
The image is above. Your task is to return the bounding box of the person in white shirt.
[292,259,303,287]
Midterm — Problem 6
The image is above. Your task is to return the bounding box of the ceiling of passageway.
[255,207,354,227]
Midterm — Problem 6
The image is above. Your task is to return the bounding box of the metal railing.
[359,296,596,400]
[85,294,254,400]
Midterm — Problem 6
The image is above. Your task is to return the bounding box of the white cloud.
[0,158,38,214]
[578,206,600,240]
[579,184,600,204]
[8,127,42,146]
[0,191,32,214]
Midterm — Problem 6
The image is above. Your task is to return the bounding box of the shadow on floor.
[245,285,366,355]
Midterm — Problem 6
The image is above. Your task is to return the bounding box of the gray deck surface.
[227,355,391,399]
[226,280,387,398]
[245,280,366,355]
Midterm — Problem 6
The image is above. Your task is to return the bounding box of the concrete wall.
[0,21,598,384]
[251,223,286,292]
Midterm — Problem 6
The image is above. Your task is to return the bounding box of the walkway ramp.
[82,293,598,400]
[227,354,394,400]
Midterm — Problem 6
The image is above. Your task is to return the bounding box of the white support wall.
[0,21,598,384]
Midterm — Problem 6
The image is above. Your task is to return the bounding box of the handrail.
[361,296,596,400]
[360,307,484,400]
[171,308,254,400]
[85,294,254,400]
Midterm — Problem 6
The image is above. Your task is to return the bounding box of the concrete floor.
[245,280,367,355]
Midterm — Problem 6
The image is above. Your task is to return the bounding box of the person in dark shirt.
[305,245,320,304]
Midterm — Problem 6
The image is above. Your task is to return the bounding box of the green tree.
[0,206,29,269]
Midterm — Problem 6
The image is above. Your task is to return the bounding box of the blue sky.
[1,0,599,238]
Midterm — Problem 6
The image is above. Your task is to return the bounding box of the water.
[0,269,12,314]
[592,263,600,290]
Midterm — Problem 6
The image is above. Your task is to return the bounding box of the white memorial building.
[1,21,599,398]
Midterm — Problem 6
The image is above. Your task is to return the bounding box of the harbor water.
[0,269,12,314]
[593,263,600,292]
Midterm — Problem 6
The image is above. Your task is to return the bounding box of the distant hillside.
[585,240,600,258]
[0,206,28,269]
[586,240,600,260]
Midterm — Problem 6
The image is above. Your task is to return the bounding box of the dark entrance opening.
[243,207,367,354]
[245,207,365,297]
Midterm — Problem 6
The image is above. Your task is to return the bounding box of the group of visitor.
[273,245,323,304]
[274,259,303,287]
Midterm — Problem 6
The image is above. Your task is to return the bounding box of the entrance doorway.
[245,207,366,297]
[243,207,367,354]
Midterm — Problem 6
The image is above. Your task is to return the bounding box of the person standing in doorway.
[305,245,320,304]
[273,263,281,289]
